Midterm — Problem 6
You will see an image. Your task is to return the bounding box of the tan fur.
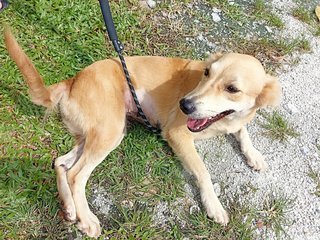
[4,28,281,238]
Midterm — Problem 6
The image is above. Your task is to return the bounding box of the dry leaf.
[271,55,285,63]
[256,219,265,229]
[315,6,320,21]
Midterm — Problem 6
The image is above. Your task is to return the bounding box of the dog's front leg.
[165,128,229,225]
[233,126,268,171]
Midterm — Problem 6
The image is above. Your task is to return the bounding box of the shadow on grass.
[0,82,45,117]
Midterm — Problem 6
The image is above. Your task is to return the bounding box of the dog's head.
[180,53,281,132]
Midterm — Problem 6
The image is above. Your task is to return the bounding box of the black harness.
[98,0,161,135]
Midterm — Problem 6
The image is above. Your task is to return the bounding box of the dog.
[4,28,280,238]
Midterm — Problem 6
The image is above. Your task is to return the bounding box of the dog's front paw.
[77,212,101,238]
[246,148,268,171]
[201,190,229,225]
[207,204,229,225]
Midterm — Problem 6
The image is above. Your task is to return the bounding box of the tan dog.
[4,28,280,238]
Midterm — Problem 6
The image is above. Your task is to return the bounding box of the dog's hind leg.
[66,121,125,238]
[54,138,85,221]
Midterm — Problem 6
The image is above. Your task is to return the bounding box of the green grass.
[308,166,320,197]
[253,0,285,28]
[292,6,313,24]
[291,1,320,37]
[257,193,293,238]
[0,0,301,239]
[258,111,300,142]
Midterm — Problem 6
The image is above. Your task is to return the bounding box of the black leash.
[98,0,160,135]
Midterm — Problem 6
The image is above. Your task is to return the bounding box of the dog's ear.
[255,74,281,107]
[206,52,223,65]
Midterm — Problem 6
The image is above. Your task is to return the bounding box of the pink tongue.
[187,118,208,130]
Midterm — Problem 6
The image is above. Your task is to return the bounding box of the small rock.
[265,26,272,33]
[207,41,216,48]
[212,7,222,13]
[211,12,221,22]
[286,103,299,114]
[300,146,310,156]
[146,0,156,9]
[189,205,200,214]
[213,183,221,197]
[197,33,204,41]
[121,200,134,209]
[139,0,149,9]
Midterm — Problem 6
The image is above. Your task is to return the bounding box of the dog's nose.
[180,98,196,114]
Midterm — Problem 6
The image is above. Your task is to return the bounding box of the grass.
[291,1,320,36]
[253,0,285,29]
[257,193,294,238]
[259,111,300,142]
[0,0,303,239]
[308,167,320,197]
[292,6,313,24]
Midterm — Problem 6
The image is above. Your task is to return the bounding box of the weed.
[292,6,313,24]
[259,111,300,142]
[103,202,161,239]
[308,167,320,197]
[253,0,285,29]
[257,193,294,238]
[291,1,320,37]
[315,26,320,36]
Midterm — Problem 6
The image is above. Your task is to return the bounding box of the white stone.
[213,183,221,197]
[189,205,200,214]
[211,12,221,22]
[146,0,156,9]
[300,146,310,156]
[212,7,222,13]
[286,103,299,114]
[197,33,204,41]
[265,26,273,33]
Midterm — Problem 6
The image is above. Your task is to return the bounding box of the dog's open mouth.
[187,110,235,132]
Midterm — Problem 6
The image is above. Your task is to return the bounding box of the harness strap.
[98,0,160,135]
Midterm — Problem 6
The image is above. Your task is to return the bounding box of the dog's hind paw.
[77,212,101,238]
[63,206,76,222]
[62,201,77,222]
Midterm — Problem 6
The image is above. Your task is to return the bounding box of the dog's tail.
[4,27,68,109]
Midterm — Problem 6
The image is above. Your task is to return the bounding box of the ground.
[0,0,320,239]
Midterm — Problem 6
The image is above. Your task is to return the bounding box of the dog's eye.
[226,85,240,93]
[204,68,210,77]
